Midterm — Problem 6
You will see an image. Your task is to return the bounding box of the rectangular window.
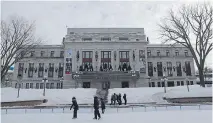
[190,81,193,85]
[166,50,170,56]
[185,61,192,76]
[157,62,163,76]
[58,63,64,78]
[30,83,33,89]
[26,83,29,89]
[181,81,184,86]
[149,82,151,87]
[36,83,39,89]
[175,50,179,56]
[50,83,54,89]
[41,51,45,57]
[151,82,155,87]
[184,50,188,56]
[60,51,64,57]
[101,37,111,41]
[40,83,44,89]
[157,82,161,87]
[15,83,18,88]
[18,63,24,77]
[148,62,153,76]
[83,82,91,88]
[50,51,55,57]
[65,58,72,74]
[186,81,190,85]
[82,38,92,41]
[30,51,35,57]
[161,82,165,87]
[82,51,93,71]
[48,63,54,77]
[167,81,175,87]
[176,62,182,76]
[119,51,130,71]
[122,82,129,88]
[167,62,173,77]
[177,81,180,86]
[147,50,151,56]
[38,63,44,78]
[101,51,112,71]
[46,83,50,89]
[56,83,61,89]
[28,63,34,78]
[119,37,128,41]
[20,51,25,58]
[157,50,160,56]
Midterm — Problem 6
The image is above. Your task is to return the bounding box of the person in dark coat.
[100,98,106,114]
[118,93,122,105]
[110,94,114,105]
[123,94,127,105]
[70,97,79,119]
[113,93,117,105]
[93,96,101,120]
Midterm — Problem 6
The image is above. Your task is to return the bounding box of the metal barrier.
[1,104,212,115]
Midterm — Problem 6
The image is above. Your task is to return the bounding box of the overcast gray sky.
[1,1,212,67]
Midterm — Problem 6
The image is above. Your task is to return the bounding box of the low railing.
[1,104,212,115]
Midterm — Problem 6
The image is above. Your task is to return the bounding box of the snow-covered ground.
[164,85,212,98]
[108,85,212,104]
[1,88,97,105]
[2,110,212,123]
[1,85,212,105]
[1,105,211,115]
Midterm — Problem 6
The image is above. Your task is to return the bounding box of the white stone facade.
[12,28,196,89]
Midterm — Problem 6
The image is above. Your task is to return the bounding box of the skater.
[118,93,122,105]
[110,94,114,105]
[100,98,106,114]
[93,96,101,120]
[70,97,79,119]
[123,93,127,105]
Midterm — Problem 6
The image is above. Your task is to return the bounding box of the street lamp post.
[42,76,48,96]
[131,70,136,87]
[17,74,22,98]
[161,76,168,93]
[60,77,64,89]
[185,78,190,92]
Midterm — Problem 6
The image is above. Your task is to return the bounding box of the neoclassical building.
[12,28,196,89]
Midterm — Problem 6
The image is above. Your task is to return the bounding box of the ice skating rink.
[2,110,211,123]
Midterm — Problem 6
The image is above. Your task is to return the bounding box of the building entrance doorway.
[102,81,110,90]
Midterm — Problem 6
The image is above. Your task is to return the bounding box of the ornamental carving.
[114,51,117,61]
[133,50,135,61]
[76,51,79,61]
[95,51,98,61]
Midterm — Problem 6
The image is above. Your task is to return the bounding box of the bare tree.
[1,16,41,83]
[159,3,213,87]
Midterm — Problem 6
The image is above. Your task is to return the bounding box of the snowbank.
[2,110,211,123]
[108,85,212,104]
[108,87,163,103]
[164,85,212,98]
[1,88,97,105]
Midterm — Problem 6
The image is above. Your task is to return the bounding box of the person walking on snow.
[100,98,106,114]
[70,97,79,119]
[123,94,127,105]
[110,94,114,105]
[118,93,122,105]
[93,96,101,120]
